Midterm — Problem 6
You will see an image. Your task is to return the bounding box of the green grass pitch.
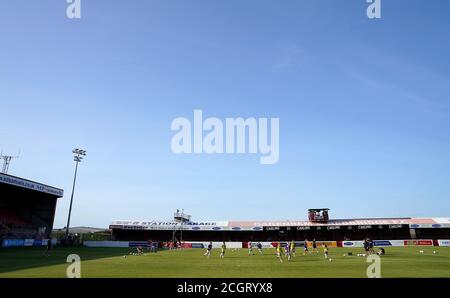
[1,246,449,278]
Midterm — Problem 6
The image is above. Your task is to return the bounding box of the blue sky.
[1,0,449,228]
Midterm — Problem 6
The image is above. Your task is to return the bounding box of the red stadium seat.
[0,209,32,228]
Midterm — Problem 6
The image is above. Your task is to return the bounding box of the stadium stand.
[110,215,450,242]
[0,173,63,241]
[0,208,33,227]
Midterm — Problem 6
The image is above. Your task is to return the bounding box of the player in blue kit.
[204,242,212,258]
[312,239,318,253]
[303,239,309,255]
[285,242,292,261]
[257,242,263,255]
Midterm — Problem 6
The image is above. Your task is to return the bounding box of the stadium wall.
[438,240,450,246]
[342,240,404,247]
[83,241,129,248]
[6,238,445,248]
[1,238,57,247]
[82,239,448,248]
[341,239,435,247]
[197,242,243,249]
[110,225,426,241]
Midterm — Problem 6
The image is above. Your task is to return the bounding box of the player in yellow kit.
[276,243,283,263]
[220,241,226,258]
[290,240,296,257]
[323,244,329,260]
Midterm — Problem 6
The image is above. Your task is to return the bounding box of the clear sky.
[1,0,449,228]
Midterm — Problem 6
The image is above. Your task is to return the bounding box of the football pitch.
[1,246,449,278]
